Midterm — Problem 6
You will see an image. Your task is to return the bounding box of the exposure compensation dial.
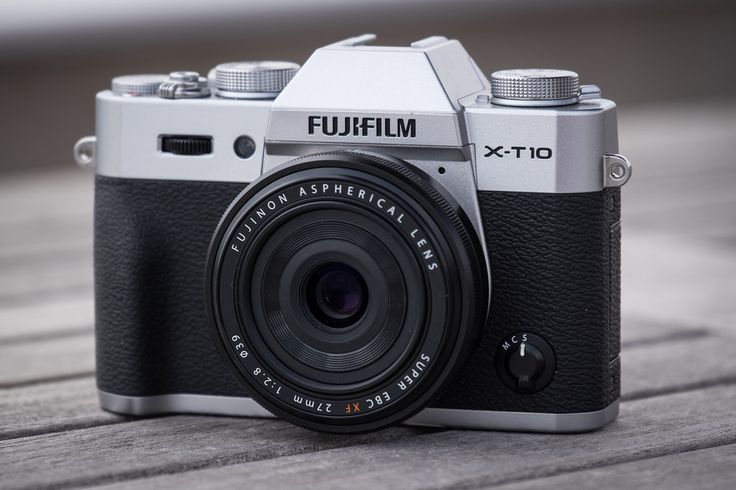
[490,68,602,107]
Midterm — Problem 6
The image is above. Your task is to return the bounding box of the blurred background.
[1,0,735,173]
[1,0,735,383]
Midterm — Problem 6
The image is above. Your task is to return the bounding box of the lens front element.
[307,262,368,327]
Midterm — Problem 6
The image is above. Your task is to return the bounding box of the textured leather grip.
[94,175,248,397]
[434,189,621,413]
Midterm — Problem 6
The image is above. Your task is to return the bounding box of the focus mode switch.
[496,332,556,393]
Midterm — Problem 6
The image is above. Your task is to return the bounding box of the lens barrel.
[207,151,488,433]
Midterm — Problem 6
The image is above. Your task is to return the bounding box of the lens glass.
[246,211,419,387]
[307,262,368,328]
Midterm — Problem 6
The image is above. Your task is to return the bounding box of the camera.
[75,34,631,433]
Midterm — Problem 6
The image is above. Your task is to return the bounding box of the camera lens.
[248,211,416,383]
[306,262,368,327]
[207,151,489,433]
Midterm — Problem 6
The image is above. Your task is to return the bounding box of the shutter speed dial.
[495,332,556,393]
[214,61,300,99]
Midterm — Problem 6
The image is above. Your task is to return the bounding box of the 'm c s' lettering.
[308,116,416,138]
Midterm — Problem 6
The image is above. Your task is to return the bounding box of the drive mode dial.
[111,74,167,96]
[495,332,556,393]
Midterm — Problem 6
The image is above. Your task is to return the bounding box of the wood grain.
[620,98,736,244]
[0,417,434,490]
[0,295,93,341]
[622,335,736,400]
[0,229,90,264]
[0,333,93,387]
[493,443,736,490]
[622,232,736,335]
[0,256,92,302]
[620,316,708,346]
[0,377,121,441]
[0,170,93,227]
[78,384,736,490]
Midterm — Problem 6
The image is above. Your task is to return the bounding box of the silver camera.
[77,34,630,434]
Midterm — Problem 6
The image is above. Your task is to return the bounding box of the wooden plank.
[491,443,736,490]
[0,169,93,227]
[0,335,734,487]
[622,232,736,335]
[0,172,92,264]
[0,228,90,263]
[624,170,736,242]
[620,99,736,245]
[622,335,736,400]
[621,316,708,346]
[0,417,433,490]
[0,258,92,303]
[618,102,736,335]
[0,294,93,341]
[0,173,93,304]
[0,284,94,309]
[0,216,90,250]
[0,376,121,441]
[0,333,93,387]
[8,383,733,490]
[618,99,736,181]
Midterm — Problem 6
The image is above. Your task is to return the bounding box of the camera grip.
[94,175,247,397]
[435,189,621,414]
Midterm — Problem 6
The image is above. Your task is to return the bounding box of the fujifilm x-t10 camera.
[75,34,631,433]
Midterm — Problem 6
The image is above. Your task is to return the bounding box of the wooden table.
[2,99,736,489]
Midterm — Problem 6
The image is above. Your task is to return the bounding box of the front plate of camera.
[207,151,488,433]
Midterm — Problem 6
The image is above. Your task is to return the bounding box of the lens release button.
[496,332,555,393]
